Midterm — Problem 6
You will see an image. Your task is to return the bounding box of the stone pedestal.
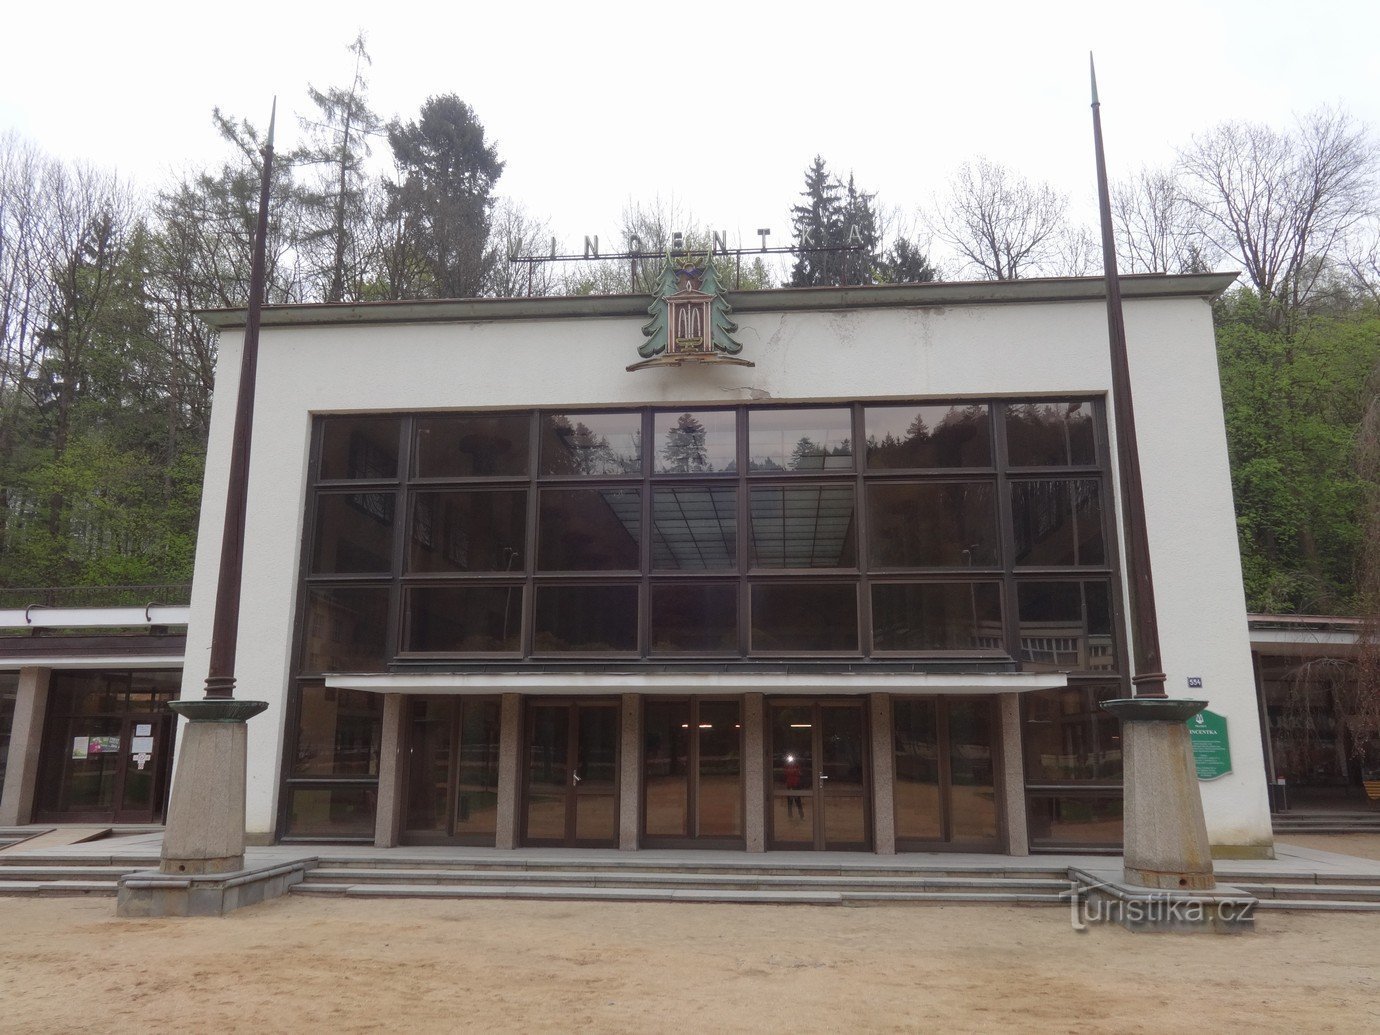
[1101,698,1214,891]
[159,699,268,876]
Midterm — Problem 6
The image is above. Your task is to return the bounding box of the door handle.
[572,770,582,786]
[819,774,829,782]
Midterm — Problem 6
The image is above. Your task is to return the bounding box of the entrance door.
[113,714,174,824]
[403,697,502,845]
[768,701,870,850]
[523,701,619,847]
[892,696,1002,851]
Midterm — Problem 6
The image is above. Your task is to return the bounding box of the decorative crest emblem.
[628,259,753,371]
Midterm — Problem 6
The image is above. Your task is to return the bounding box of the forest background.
[2,38,1378,621]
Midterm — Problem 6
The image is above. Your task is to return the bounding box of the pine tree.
[788,157,844,287]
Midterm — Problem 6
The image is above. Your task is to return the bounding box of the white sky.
[3,0,1378,268]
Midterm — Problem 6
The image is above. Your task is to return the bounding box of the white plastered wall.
[184,292,1272,850]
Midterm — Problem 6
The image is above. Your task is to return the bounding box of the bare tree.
[1112,166,1209,274]
[927,157,1069,280]
[485,198,556,297]
[1179,106,1376,319]
[0,133,50,451]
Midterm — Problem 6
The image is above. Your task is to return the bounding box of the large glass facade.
[286,400,1125,844]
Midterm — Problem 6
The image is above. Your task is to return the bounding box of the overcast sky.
[3,0,1378,269]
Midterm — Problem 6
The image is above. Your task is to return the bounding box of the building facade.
[166,273,1273,856]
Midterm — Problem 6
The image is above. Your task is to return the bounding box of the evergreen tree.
[383,95,504,299]
[660,413,708,473]
[788,156,844,286]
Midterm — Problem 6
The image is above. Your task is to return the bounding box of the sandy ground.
[1,895,1377,1033]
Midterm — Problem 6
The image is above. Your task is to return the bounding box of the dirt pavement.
[1,894,1377,1033]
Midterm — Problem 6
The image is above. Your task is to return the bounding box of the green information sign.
[1187,709,1232,780]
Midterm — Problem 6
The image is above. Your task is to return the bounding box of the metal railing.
[0,584,193,610]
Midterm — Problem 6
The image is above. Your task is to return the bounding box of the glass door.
[113,714,172,823]
[523,700,619,847]
[769,701,870,850]
[892,695,1001,851]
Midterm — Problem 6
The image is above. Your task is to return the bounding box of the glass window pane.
[320,416,399,480]
[541,412,641,475]
[771,704,814,844]
[748,407,852,471]
[1027,794,1123,848]
[292,685,382,777]
[651,487,736,570]
[1005,401,1097,467]
[698,701,743,837]
[866,482,997,568]
[301,586,391,673]
[892,698,942,841]
[414,414,530,478]
[0,673,16,792]
[285,785,377,838]
[409,490,528,573]
[1016,580,1118,674]
[644,700,690,838]
[455,700,501,837]
[533,584,639,652]
[947,699,998,841]
[865,403,991,468]
[1011,480,1105,566]
[525,705,569,840]
[538,488,641,571]
[311,492,396,574]
[405,586,523,653]
[650,583,738,654]
[752,583,858,652]
[749,485,856,568]
[1023,685,1124,782]
[871,582,1004,652]
[654,410,737,474]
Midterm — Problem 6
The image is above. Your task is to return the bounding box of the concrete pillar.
[373,694,405,849]
[869,693,896,855]
[999,693,1029,856]
[494,693,521,850]
[744,692,766,852]
[159,700,268,875]
[1103,699,1215,891]
[619,694,640,851]
[0,667,51,826]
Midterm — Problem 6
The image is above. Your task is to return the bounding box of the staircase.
[1220,865,1380,913]
[290,857,1076,906]
[0,851,159,897]
[1272,810,1380,835]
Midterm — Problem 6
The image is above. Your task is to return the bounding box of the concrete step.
[1251,899,1380,913]
[0,865,145,881]
[317,857,1069,880]
[1232,882,1380,903]
[0,854,160,868]
[289,882,1067,906]
[0,879,119,897]
[301,866,1072,893]
[1218,870,1380,887]
[1273,826,1380,835]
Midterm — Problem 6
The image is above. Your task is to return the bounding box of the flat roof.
[198,272,1239,331]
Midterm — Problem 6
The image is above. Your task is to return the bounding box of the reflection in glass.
[301,587,391,673]
[1011,480,1105,566]
[770,705,814,844]
[285,786,377,837]
[821,705,867,845]
[0,673,16,792]
[320,416,400,480]
[292,685,382,777]
[752,583,858,652]
[1022,685,1124,782]
[650,583,738,654]
[947,699,998,841]
[644,700,690,837]
[525,705,569,841]
[1016,580,1115,673]
[748,408,852,471]
[414,414,529,477]
[654,410,736,474]
[311,492,396,574]
[871,582,1004,652]
[405,698,451,832]
[1027,794,1123,848]
[409,490,527,573]
[651,487,735,570]
[865,403,991,468]
[749,485,856,568]
[698,700,743,837]
[405,586,523,653]
[533,584,638,652]
[893,698,942,841]
[574,705,618,842]
[866,482,997,568]
[538,489,641,571]
[541,412,642,475]
[1005,401,1097,467]
[455,700,501,837]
